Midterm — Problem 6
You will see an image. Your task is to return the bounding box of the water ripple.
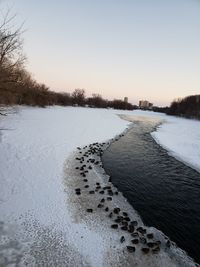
[103,120,200,264]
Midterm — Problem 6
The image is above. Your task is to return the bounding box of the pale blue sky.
[1,0,200,106]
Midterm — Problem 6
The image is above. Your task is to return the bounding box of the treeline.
[0,10,134,111]
[152,106,170,114]
[167,95,200,119]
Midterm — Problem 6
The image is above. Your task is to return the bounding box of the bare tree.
[0,7,25,93]
[0,6,26,112]
[0,8,25,69]
[72,88,85,106]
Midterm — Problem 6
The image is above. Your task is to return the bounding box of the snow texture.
[0,106,199,266]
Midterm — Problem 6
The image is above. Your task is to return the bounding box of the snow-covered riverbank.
[0,106,199,266]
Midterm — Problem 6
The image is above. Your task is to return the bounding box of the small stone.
[111,224,118,229]
[107,197,112,201]
[105,207,109,212]
[113,208,120,214]
[100,198,105,203]
[108,212,113,218]
[121,221,128,226]
[127,246,135,253]
[121,226,128,231]
[103,186,111,190]
[147,242,155,248]
[131,232,139,238]
[131,239,139,244]
[99,190,105,194]
[120,236,125,243]
[152,246,160,253]
[97,204,104,208]
[75,188,81,191]
[123,212,128,217]
[130,221,138,226]
[128,225,135,233]
[83,179,88,182]
[86,209,93,213]
[115,218,121,223]
[108,190,113,196]
[124,216,130,222]
[147,233,154,239]
[141,247,149,254]
[89,190,95,194]
[84,185,89,188]
[137,227,146,234]
[96,186,101,190]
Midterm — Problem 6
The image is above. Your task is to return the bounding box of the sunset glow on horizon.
[2,0,200,106]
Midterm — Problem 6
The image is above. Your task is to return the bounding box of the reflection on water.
[102,119,200,264]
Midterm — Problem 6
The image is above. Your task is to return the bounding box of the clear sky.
[1,0,200,106]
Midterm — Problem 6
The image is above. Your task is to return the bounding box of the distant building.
[124,97,128,103]
[139,100,153,109]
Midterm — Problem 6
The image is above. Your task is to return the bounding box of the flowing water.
[102,118,200,264]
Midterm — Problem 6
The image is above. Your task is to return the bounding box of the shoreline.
[1,107,199,266]
[63,122,197,267]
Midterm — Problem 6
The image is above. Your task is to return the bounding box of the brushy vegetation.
[167,95,200,119]
[152,95,200,120]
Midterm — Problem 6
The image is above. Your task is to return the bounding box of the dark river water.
[102,119,200,264]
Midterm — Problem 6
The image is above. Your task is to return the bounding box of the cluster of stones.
[74,138,170,256]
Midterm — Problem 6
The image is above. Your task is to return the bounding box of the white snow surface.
[151,115,200,173]
[0,106,131,266]
[0,106,200,266]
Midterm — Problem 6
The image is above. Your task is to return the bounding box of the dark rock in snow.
[147,242,155,248]
[108,212,113,218]
[152,246,160,253]
[147,233,154,239]
[131,232,139,238]
[131,239,139,244]
[113,207,120,214]
[141,247,149,254]
[127,246,135,253]
[130,221,138,226]
[128,225,135,233]
[111,224,118,229]
[86,209,93,213]
[120,236,125,243]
